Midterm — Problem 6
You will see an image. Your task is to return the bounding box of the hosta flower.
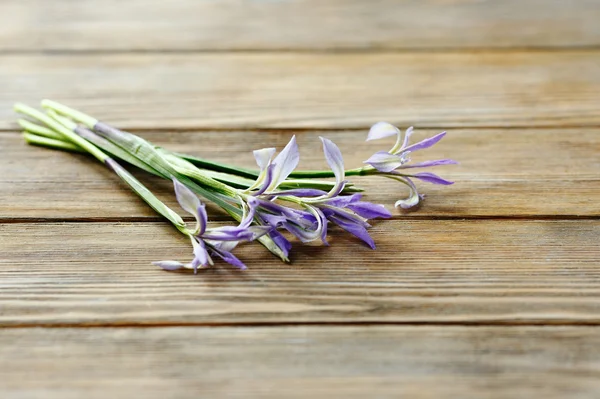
[363,122,457,209]
[153,179,270,272]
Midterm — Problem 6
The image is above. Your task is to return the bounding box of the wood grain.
[2,220,600,326]
[2,128,599,220]
[1,0,599,51]
[3,1,600,396]
[3,52,600,129]
[1,326,600,398]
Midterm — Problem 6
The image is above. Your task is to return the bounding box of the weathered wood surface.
[2,128,599,220]
[2,220,599,326]
[2,0,600,51]
[3,1,600,396]
[2,52,600,129]
[2,326,600,398]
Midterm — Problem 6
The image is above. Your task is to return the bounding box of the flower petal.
[366,122,400,141]
[254,198,315,227]
[325,193,362,208]
[401,126,414,150]
[320,137,345,182]
[270,135,300,189]
[253,164,275,196]
[173,178,206,233]
[347,202,392,219]
[391,126,415,154]
[222,254,247,270]
[209,240,239,253]
[400,159,458,169]
[403,131,446,152]
[203,225,271,241]
[305,205,329,246]
[211,248,248,270]
[253,147,276,170]
[389,176,421,209]
[192,238,211,272]
[267,188,328,198]
[173,178,201,215]
[364,151,405,173]
[152,260,185,271]
[284,222,321,243]
[260,213,288,228]
[196,204,208,235]
[328,215,376,249]
[240,197,259,228]
[410,172,454,185]
[268,229,292,257]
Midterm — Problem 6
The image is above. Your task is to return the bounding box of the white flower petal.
[172,178,206,233]
[152,260,185,271]
[366,122,400,141]
[173,178,202,216]
[364,151,404,173]
[270,135,300,190]
[320,137,345,183]
[253,147,276,170]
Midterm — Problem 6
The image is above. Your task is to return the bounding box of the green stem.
[19,119,71,142]
[179,153,373,179]
[177,153,261,179]
[15,103,186,231]
[22,132,86,153]
[22,102,290,262]
[41,99,98,128]
[41,100,371,181]
[15,103,108,163]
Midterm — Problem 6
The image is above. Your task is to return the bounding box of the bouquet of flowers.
[15,101,456,272]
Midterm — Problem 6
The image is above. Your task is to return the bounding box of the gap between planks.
[4,46,600,55]
[7,125,600,133]
[5,320,600,330]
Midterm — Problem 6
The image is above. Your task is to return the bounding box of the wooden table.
[2,1,600,397]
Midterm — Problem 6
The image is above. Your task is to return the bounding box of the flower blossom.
[153,179,270,272]
[246,136,391,251]
[363,122,457,209]
[302,137,392,249]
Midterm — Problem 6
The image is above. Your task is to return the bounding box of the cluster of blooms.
[364,122,457,208]
[15,100,456,273]
[155,127,455,272]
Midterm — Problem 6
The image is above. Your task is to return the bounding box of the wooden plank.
[2,52,600,129]
[1,0,600,51]
[2,220,600,326]
[1,326,600,398]
[2,128,599,220]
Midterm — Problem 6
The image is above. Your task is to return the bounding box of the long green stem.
[179,153,373,178]
[39,104,289,261]
[15,103,108,163]
[176,153,262,179]
[22,132,85,153]
[15,103,186,231]
[41,100,371,181]
[19,119,72,142]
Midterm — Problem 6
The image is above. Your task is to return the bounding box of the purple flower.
[363,122,457,209]
[253,197,323,245]
[246,135,392,251]
[306,137,392,249]
[245,136,300,196]
[242,136,333,250]
[153,179,270,272]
